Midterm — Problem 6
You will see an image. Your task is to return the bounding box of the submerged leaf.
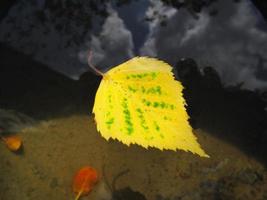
[93,57,209,157]
[1,135,22,152]
[72,166,99,200]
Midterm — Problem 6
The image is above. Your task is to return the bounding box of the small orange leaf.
[1,135,22,152]
[72,166,99,200]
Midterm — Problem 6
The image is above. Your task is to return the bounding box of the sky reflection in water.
[0,0,267,90]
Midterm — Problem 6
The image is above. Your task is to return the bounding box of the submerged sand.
[1,113,267,200]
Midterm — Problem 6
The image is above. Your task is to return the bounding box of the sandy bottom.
[0,114,267,200]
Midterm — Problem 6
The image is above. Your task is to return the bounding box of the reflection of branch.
[102,164,112,193]
[112,169,130,191]
[102,165,130,193]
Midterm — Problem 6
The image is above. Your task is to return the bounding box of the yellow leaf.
[92,57,209,157]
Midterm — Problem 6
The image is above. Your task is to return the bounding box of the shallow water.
[1,0,267,199]
[1,114,266,199]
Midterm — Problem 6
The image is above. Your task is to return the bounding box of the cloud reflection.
[141,0,267,90]
[0,0,267,90]
[78,6,134,74]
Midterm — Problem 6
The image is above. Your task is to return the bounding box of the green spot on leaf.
[156,86,162,95]
[153,102,159,108]
[160,102,166,108]
[128,86,137,93]
[136,108,148,131]
[127,127,133,135]
[141,86,146,93]
[108,95,112,103]
[106,118,114,125]
[151,72,157,79]
[106,117,114,129]
[122,98,134,135]
[153,121,160,131]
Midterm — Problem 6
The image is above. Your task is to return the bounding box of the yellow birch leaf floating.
[92,56,209,157]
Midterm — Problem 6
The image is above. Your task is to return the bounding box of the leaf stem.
[74,189,83,200]
[87,51,104,77]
